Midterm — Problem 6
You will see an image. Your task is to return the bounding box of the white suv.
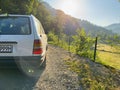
[0,14,47,76]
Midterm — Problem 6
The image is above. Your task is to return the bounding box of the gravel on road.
[35,45,79,90]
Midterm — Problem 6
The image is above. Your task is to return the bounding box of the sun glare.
[59,0,79,15]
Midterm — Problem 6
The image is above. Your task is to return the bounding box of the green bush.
[72,28,94,60]
[48,28,95,60]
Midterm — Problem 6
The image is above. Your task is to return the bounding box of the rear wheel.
[40,56,46,68]
[15,57,45,77]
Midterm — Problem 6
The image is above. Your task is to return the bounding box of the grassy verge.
[64,56,120,90]
[97,44,120,70]
[49,41,120,70]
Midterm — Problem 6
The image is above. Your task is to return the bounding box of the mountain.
[43,2,115,37]
[78,20,114,37]
[42,2,57,16]
[105,23,120,34]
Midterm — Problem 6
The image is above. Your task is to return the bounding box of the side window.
[40,24,45,34]
[35,19,44,34]
[35,19,41,34]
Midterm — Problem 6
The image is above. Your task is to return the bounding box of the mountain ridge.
[105,23,120,34]
[43,1,116,37]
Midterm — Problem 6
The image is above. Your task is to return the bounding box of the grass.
[97,44,120,70]
[64,56,119,90]
[49,39,120,70]
[49,43,120,89]
[63,43,120,89]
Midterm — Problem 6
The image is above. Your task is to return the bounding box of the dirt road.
[35,45,79,90]
[0,45,79,90]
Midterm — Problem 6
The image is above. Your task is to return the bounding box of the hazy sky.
[43,0,120,26]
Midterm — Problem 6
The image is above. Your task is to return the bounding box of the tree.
[48,30,59,45]
[72,28,94,59]
[0,0,34,14]
[0,0,53,34]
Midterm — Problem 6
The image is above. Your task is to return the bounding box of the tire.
[40,56,46,69]
[15,57,44,77]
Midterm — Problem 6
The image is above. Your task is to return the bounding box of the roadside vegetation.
[64,55,120,90]
[48,28,120,70]
[48,28,120,89]
[48,28,95,60]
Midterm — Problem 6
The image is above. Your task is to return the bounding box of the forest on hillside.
[0,0,120,36]
[0,0,55,34]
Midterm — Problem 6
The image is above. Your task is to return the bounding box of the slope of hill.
[105,23,120,34]
[43,2,79,35]
[42,2,57,16]
[78,20,114,37]
[43,2,115,37]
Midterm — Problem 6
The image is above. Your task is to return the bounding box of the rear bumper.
[0,56,43,63]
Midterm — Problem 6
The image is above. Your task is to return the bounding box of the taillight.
[33,39,43,54]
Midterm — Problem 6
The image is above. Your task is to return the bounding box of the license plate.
[0,45,13,53]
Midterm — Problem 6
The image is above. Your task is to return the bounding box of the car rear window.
[0,16,31,35]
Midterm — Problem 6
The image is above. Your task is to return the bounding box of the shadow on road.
[0,62,44,90]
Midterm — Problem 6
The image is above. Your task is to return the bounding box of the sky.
[43,0,120,27]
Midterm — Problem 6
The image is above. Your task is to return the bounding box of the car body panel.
[0,35,34,56]
[0,14,47,59]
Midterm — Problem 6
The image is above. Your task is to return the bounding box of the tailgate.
[0,35,34,56]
